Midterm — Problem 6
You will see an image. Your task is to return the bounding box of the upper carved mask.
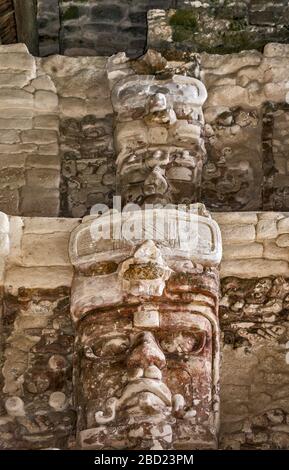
[111,74,208,206]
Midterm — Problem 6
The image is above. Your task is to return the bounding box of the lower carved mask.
[69,208,222,449]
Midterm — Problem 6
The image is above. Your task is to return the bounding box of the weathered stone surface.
[213,213,258,225]
[221,260,289,278]
[0,118,32,130]
[5,266,73,292]
[0,53,36,72]
[21,130,58,145]
[0,90,33,109]
[21,232,71,266]
[35,90,58,111]
[34,115,59,130]
[256,219,278,240]
[276,234,289,247]
[223,243,263,260]
[0,286,75,448]
[278,218,289,234]
[20,187,60,217]
[220,224,256,244]
[23,217,80,234]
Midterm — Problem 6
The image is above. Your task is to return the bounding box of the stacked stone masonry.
[3,43,289,215]
[0,44,60,216]
[36,1,289,58]
[148,3,289,57]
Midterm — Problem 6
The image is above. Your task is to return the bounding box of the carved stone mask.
[69,208,222,450]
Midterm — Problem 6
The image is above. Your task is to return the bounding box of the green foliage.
[169,10,198,43]
[170,10,198,30]
[63,6,79,21]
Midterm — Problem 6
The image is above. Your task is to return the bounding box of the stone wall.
[148,3,289,57]
[36,1,289,58]
[39,54,115,217]
[215,211,289,449]
[0,211,289,448]
[37,1,175,58]
[2,44,289,216]
[201,44,289,211]
[37,0,60,56]
[0,45,114,218]
[0,215,77,449]
[0,44,60,217]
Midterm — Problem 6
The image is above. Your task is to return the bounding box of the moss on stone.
[169,10,198,43]
[229,19,248,31]
[170,10,198,29]
[63,6,79,21]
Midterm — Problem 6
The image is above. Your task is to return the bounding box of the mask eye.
[159,331,206,355]
[78,261,118,276]
[84,335,130,359]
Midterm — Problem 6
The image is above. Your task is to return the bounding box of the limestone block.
[256,219,278,240]
[278,218,289,234]
[0,108,34,118]
[26,154,60,170]
[21,232,71,266]
[23,217,80,234]
[264,43,289,57]
[5,266,73,294]
[222,243,263,260]
[264,83,288,103]
[0,118,32,130]
[205,85,249,108]
[0,143,36,154]
[0,44,29,53]
[25,168,60,189]
[0,53,36,73]
[0,130,20,144]
[60,97,87,117]
[34,115,59,130]
[221,259,289,278]
[20,187,60,217]
[31,75,56,92]
[201,51,262,75]
[212,212,258,226]
[38,143,59,155]
[0,72,34,88]
[21,129,58,145]
[7,216,24,266]
[263,241,289,262]
[0,90,33,109]
[35,90,58,111]
[220,224,255,244]
[276,234,289,247]
[258,212,284,221]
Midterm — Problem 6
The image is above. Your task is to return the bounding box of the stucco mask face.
[69,208,222,450]
[76,304,215,450]
[112,74,208,206]
[117,147,204,206]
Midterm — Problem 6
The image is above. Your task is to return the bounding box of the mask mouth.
[94,379,172,424]
[118,378,172,408]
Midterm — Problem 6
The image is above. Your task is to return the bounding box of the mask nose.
[127,332,166,370]
[143,167,168,196]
